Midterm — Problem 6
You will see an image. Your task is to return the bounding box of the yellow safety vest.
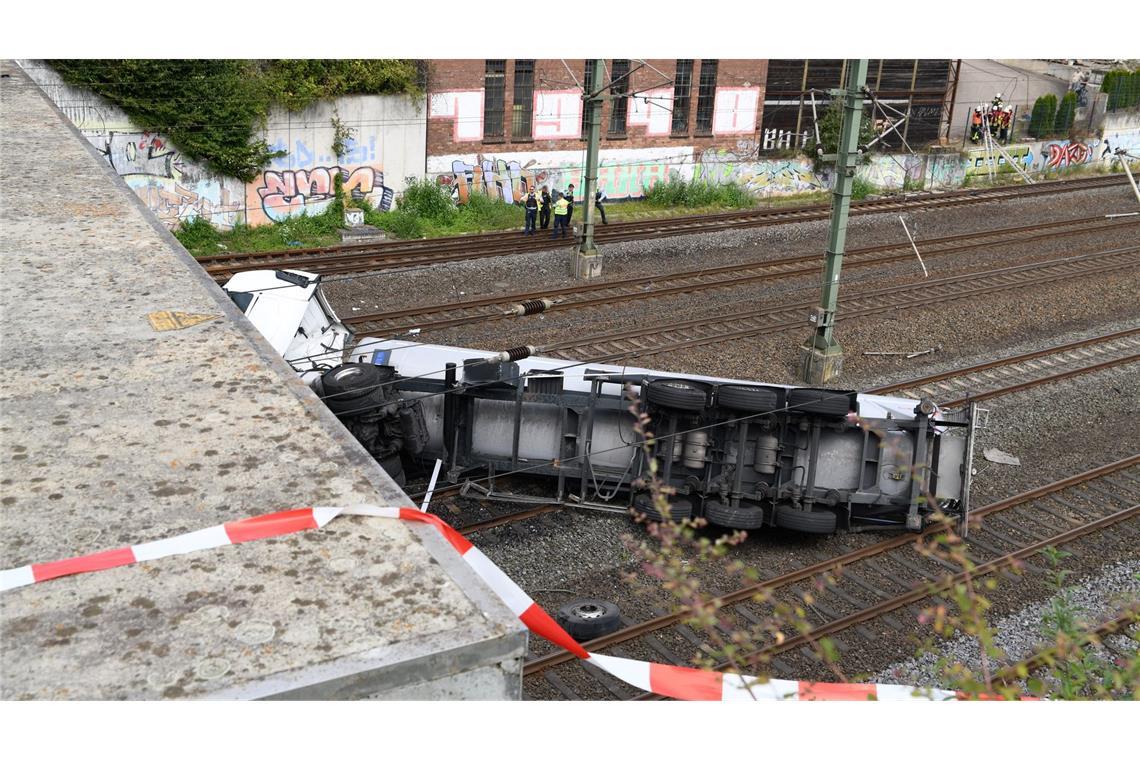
[554,198,570,216]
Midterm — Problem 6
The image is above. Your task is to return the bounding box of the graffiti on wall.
[1042,140,1094,169]
[250,166,393,224]
[430,147,693,204]
[437,157,545,204]
[963,144,1033,176]
[855,154,924,191]
[88,129,245,228]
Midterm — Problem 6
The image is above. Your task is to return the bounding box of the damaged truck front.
[224,270,977,536]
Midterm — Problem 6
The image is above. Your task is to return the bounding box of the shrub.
[850,176,877,200]
[1029,95,1057,138]
[374,209,426,239]
[1055,92,1077,136]
[174,216,221,254]
[643,177,754,208]
[396,177,458,223]
[803,99,878,172]
[1102,68,1140,111]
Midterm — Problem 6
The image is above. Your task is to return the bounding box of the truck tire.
[321,363,388,400]
[321,364,393,416]
[787,388,851,418]
[632,493,692,522]
[705,500,766,530]
[774,504,837,534]
[716,384,780,413]
[556,599,622,641]
[646,379,708,412]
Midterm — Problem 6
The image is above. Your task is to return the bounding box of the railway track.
[522,457,1140,700]
[449,327,1140,535]
[537,246,1139,363]
[199,174,1133,281]
[344,215,1140,337]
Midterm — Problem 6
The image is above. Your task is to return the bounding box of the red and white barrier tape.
[0,505,1016,701]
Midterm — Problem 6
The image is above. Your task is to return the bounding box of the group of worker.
[521,184,609,237]
[970,93,1014,144]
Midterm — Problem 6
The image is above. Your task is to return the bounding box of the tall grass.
[643,177,754,208]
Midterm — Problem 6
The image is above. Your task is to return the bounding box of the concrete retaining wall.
[17,61,426,231]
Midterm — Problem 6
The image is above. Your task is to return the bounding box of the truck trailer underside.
[224,270,976,536]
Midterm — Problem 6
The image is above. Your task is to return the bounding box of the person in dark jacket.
[539,186,552,229]
[564,184,575,226]
[522,191,538,235]
[594,185,608,225]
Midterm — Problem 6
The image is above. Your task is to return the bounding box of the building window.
[581,60,596,133]
[483,59,506,140]
[512,59,534,140]
[608,59,630,137]
[671,59,693,135]
[695,59,718,134]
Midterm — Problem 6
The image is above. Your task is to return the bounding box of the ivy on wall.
[47,59,423,181]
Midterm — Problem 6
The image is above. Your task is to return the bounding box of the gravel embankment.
[872,559,1139,692]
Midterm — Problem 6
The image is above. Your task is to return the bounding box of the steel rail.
[522,455,1140,676]
[540,247,1139,362]
[199,174,1132,279]
[343,216,1140,336]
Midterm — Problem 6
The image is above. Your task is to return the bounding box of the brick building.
[425,59,956,203]
[426,59,768,202]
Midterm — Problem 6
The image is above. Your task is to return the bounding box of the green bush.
[1029,95,1057,138]
[374,209,427,239]
[48,59,422,180]
[803,99,878,172]
[850,176,877,200]
[396,177,458,222]
[174,216,222,253]
[1102,68,1140,111]
[1054,92,1077,136]
[643,177,754,208]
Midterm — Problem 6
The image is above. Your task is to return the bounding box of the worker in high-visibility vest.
[970,107,983,143]
[551,193,571,239]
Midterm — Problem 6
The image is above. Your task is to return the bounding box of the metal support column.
[572,58,606,280]
[799,59,869,384]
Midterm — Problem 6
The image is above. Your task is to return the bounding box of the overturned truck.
[224,270,976,536]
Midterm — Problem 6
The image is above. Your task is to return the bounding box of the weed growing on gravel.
[620,400,1140,700]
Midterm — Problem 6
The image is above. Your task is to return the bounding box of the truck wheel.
[555,599,622,641]
[787,389,851,418]
[716,384,780,413]
[646,379,708,412]
[774,504,837,534]
[705,500,766,529]
[632,493,692,522]
[321,364,388,400]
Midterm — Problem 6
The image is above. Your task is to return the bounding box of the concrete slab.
[0,61,527,699]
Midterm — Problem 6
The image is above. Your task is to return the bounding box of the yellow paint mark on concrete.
[147,311,219,332]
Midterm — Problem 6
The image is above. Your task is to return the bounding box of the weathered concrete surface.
[0,60,526,699]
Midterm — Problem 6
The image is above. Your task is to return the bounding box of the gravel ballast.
[322,184,1139,697]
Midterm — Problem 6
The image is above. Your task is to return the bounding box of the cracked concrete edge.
[8,59,529,687]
